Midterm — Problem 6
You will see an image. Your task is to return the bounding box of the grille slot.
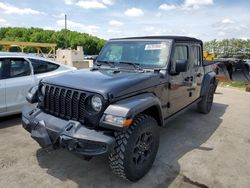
[65,90,72,118]
[42,85,87,124]
[60,89,66,117]
[54,88,60,115]
[79,93,86,122]
[49,86,55,113]
[72,92,79,120]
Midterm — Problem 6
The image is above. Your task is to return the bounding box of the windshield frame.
[96,39,173,69]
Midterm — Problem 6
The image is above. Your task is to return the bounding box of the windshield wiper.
[96,60,116,68]
[118,61,143,70]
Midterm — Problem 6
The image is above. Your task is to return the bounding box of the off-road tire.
[197,83,215,114]
[109,114,159,181]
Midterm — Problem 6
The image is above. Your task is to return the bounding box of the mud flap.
[214,79,219,92]
[31,121,52,148]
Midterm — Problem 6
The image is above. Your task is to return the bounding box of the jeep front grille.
[42,84,87,124]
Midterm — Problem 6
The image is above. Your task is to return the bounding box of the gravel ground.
[0,87,249,188]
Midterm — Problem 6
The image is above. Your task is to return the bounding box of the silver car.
[0,53,76,117]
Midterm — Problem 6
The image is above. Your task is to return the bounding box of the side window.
[171,45,188,72]
[8,59,31,78]
[191,45,201,67]
[47,62,59,72]
[29,59,59,74]
[0,60,2,79]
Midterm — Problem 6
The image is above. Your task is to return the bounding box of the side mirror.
[92,55,98,62]
[175,59,188,73]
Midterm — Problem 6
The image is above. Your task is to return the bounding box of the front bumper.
[22,106,115,156]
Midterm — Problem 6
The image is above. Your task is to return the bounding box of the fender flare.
[101,93,164,128]
[200,71,216,97]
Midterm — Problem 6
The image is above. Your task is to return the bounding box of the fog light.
[104,115,133,127]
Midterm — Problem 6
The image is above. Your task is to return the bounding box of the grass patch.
[219,81,249,89]
[229,81,248,88]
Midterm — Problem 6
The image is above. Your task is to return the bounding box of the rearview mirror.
[175,59,188,73]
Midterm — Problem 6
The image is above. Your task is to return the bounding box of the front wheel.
[197,83,215,114]
[109,114,160,181]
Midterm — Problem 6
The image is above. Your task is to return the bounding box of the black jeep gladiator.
[23,36,218,181]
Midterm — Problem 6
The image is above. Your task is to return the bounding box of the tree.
[204,38,250,58]
[0,27,106,54]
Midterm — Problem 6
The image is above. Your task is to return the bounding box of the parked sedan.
[0,53,76,117]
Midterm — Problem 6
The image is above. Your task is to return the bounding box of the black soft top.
[110,36,202,44]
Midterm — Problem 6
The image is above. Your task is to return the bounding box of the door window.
[6,59,31,78]
[191,46,201,67]
[29,59,59,74]
[171,45,188,72]
[0,60,2,79]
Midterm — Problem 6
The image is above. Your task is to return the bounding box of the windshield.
[97,40,172,67]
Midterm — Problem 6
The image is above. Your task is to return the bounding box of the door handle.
[187,88,196,91]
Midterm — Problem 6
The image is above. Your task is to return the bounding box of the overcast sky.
[0,0,249,41]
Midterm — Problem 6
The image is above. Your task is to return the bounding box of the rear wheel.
[109,114,159,181]
[197,83,215,114]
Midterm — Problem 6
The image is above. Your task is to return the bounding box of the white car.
[0,53,76,117]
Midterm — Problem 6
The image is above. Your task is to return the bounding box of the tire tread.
[109,114,148,180]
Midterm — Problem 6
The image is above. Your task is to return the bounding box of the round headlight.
[91,96,102,112]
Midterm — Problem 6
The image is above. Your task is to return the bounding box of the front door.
[0,59,6,113]
[168,44,191,115]
[4,58,34,113]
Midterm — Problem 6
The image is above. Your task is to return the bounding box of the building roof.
[0,41,56,48]
[110,36,202,43]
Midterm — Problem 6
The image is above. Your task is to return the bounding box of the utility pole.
[64,14,67,49]
[65,14,67,30]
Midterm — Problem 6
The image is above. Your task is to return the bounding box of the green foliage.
[204,39,250,58]
[229,81,247,88]
[0,27,106,55]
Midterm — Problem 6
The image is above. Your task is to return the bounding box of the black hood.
[43,69,164,99]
